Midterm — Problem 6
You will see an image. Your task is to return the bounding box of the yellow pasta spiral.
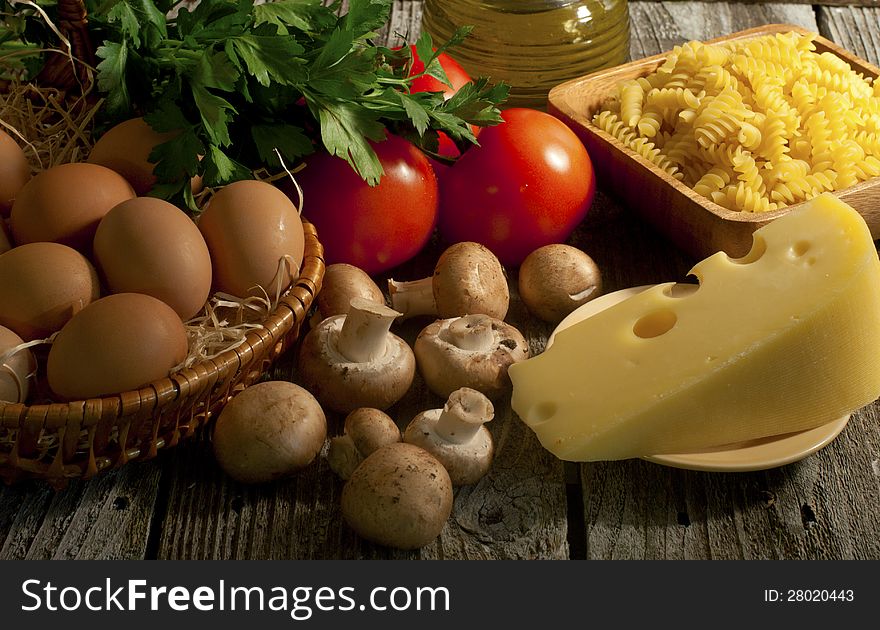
[593,30,880,212]
[711,182,777,213]
[770,170,837,204]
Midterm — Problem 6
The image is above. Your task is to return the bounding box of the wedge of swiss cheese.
[509,193,880,461]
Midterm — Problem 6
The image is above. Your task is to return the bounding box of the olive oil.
[422,0,630,108]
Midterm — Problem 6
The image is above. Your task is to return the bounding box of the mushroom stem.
[388,277,436,319]
[442,315,496,352]
[337,297,402,363]
[434,388,494,445]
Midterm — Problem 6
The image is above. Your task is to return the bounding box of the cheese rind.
[509,194,880,461]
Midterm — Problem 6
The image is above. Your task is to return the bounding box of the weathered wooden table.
[2,0,879,560]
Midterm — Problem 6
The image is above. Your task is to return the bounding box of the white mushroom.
[298,297,415,414]
[212,381,327,484]
[327,407,402,480]
[341,442,453,550]
[415,314,529,400]
[518,244,603,324]
[388,241,509,320]
[403,387,494,486]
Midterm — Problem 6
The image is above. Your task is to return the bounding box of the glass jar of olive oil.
[421,0,630,109]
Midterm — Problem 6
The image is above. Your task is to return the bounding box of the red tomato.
[294,134,439,276]
[408,45,472,97]
[438,108,595,267]
[407,45,477,159]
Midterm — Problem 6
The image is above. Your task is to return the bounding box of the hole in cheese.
[528,401,558,425]
[791,240,811,257]
[730,234,767,265]
[633,309,677,339]
[663,282,699,299]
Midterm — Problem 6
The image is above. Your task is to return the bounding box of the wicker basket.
[0,0,325,487]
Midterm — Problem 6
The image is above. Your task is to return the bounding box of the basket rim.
[0,218,325,428]
[1,2,326,484]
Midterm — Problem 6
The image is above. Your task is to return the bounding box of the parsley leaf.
[149,128,204,184]
[203,143,253,186]
[396,91,431,136]
[227,34,305,87]
[95,42,130,115]
[253,0,334,35]
[251,123,315,168]
[314,99,387,185]
[190,83,236,146]
[341,0,393,39]
[105,3,142,47]
[75,0,507,200]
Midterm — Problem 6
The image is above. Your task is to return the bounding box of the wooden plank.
[817,5,880,64]
[577,193,880,559]
[149,0,568,561]
[662,1,880,5]
[578,3,880,561]
[381,0,424,48]
[628,1,819,59]
[583,406,880,559]
[154,239,569,560]
[0,0,566,563]
[0,461,162,559]
[4,0,878,563]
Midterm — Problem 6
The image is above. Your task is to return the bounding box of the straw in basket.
[0,0,326,487]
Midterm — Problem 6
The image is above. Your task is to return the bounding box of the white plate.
[548,285,850,472]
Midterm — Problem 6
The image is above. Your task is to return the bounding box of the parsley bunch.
[5,0,507,208]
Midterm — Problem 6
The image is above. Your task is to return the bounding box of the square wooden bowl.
[548,23,880,259]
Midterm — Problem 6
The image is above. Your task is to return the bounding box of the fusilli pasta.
[592,31,880,213]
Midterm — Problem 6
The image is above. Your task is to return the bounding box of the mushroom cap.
[432,242,509,320]
[212,381,327,484]
[341,442,453,550]
[518,244,602,324]
[404,407,494,486]
[317,263,385,319]
[327,408,402,480]
[298,315,415,414]
[345,408,402,455]
[414,315,529,400]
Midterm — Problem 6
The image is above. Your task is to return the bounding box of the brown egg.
[88,117,204,196]
[0,242,100,340]
[0,325,36,403]
[198,180,305,299]
[47,293,188,400]
[0,129,31,217]
[0,220,12,254]
[10,162,135,252]
[94,197,212,320]
[88,118,170,196]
